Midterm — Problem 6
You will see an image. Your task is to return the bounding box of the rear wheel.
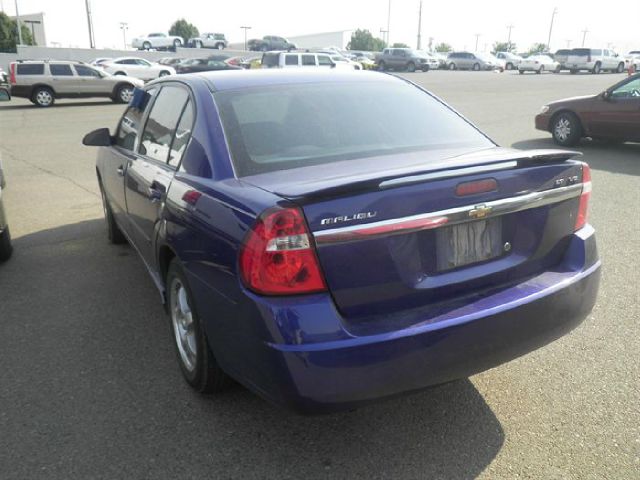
[506,62,513,70]
[407,62,416,72]
[472,63,480,71]
[167,259,229,393]
[536,65,544,74]
[449,62,456,70]
[99,180,126,244]
[518,69,524,74]
[115,84,134,104]
[551,112,582,147]
[32,86,54,107]
[173,39,182,49]
[0,227,13,262]
[616,62,624,73]
[570,69,578,74]
[592,62,601,74]
[215,43,224,50]
[142,41,151,50]
[378,60,386,71]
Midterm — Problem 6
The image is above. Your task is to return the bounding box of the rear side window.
[284,54,298,66]
[170,100,194,168]
[115,88,157,150]
[214,81,493,177]
[16,64,44,75]
[318,55,332,66]
[262,53,278,68]
[571,48,590,56]
[139,86,189,163]
[50,64,73,76]
[74,65,100,77]
[301,55,316,66]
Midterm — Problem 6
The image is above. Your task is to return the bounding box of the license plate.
[436,218,503,271]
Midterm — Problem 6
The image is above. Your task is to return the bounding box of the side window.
[285,54,298,66]
[115,88,157,150]
[603,50,609,56]
[139,86,189,163]
[318,55,332,66]
[168,100,194,167]
[16,63,44,75]
[611,78,640,99]
[74,65,101,77]
[50,64,73,76]
[592,49,602,56]
[301,54,316,66]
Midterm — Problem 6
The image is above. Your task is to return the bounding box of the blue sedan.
[83,70,600,413]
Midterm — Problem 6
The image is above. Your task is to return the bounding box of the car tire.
[518,69,524,74]
[592,62,601,74]
[159,70,171,77]
[551,112,582,147]
[99,180,127,244]
[143,41,151,50]
[166,258,229,393]
[261,45,269,52]
[378,60,386,71]
[506,62,513,70]
[115,84,134,104]
[215,43,224,50]
[421,65,429,72]
[536,65,544,74]
[0,226,13,262]
[407,62,416,72]
[449,62,456,70]
[31,86,55,107]
[472,63,480,71]
[570,69,578,74]
[616,62,624,73]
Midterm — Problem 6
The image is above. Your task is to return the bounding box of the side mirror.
[0,87,10,102]
[83,128,112,147]
[601,90,612,101]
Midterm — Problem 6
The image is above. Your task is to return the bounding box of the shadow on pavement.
[512,138,640,177]
[0,219,504,479]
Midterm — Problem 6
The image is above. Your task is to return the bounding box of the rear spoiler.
[286,149,582,202]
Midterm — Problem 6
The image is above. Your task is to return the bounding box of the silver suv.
[565,48,626,74]
[8,60,144,107]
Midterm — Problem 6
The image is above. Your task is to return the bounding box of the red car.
[536,73,640,146]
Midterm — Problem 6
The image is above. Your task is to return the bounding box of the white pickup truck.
[131,33,183,51]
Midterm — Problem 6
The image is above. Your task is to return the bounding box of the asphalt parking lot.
[0,70,638,480]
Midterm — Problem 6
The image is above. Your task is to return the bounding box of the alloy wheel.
[554,117,572,142]
[170,278,198,372]
[36,90,53,107]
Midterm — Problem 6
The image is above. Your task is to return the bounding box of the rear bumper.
[216,227,600,414]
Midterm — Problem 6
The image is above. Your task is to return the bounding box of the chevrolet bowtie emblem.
[469,204,493,219]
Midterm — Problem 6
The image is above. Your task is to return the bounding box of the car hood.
[548,94,597,108]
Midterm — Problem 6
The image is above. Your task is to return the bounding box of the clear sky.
[2,0,638,53]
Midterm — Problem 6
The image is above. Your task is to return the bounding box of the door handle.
[148,181,167,203]
[116,165,124,176]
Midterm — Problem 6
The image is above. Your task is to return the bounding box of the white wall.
[287,31,351,49]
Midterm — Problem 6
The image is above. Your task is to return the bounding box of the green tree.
[0,12,35,51]
[347,29,386,52]
[492,41,516,53]
[391,42,410,48]
[168,19,199,43]
[434,42,452,53]
[528,43,548,55]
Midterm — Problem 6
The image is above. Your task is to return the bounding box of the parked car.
[346,51,376,69]
[131,33,183,50]
[83,69,600,413]
[518,55,560,74]
[188,33,228,50]
[261,51,346,69]
[428,51,449,69]
[158,57,184,66]
[102,57,176,81]
[314,51,363,70]
[90,57,112,68]
[536,73,640,145]
[495,51,523,70]
[565,48,625,74]
[446,51,498,70]
[553,49,571,71]
[175,57,242,74]
[477,52,505,71]
[248,36,296,52]
[240,56,262,69]
[0,153,14,262]
[376,48,432,72]
[8,60,143,107]
[624,51,640,72]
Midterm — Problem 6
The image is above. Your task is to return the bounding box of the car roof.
[190,69,400,92]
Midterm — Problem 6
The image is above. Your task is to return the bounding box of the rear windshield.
[214,81,493,177]
[16,64,44,75]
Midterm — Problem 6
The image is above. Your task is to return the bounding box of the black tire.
[554,65,561,73]
[551,112,582,147]
[506,62,513,70]
[518,69,524,74]
[536,65,544,74]
[142,41,151,50]
[421,65,429,72]
[0,226,13,262]
[215,43,224,50]
[378,60,386,71]
[472,63,480,71]
[99,179,126,244]
[166,258,229,393]
[449,62,456,70]
[592,62,601,74]
[31,86,55,107]
[406,62,416,72]
[115,84,134,104]
[616,62,624,73]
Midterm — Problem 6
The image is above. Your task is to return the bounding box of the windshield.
[214,81,493,177]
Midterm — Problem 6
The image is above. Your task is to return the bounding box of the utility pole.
[386,0,391,47]
[380,28,388,46]
[240,26,251,51]
[547,7,557,51]
[13,0,22,45]
[474,33,481,52]
[416,0,422,50]
[85,0,95,48]
[119,22,128,49]
[507,24,514,45]
[581,28,589,47]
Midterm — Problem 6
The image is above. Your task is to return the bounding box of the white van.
[261,52,353,69]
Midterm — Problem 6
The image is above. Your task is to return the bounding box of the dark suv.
[247,36,296,52]
[375,48,434,72]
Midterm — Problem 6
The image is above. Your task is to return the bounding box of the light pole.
[581,28,589,47]
[416,0,422,50]
[474,33,481,52]
[85,0,95,48]
[507,24,514,48]
[380,28,388,46]
[119,22,128,49]
[240,26,251,51]
[547,7,557,51]
[386,0,391,47]
[13,0,22,45]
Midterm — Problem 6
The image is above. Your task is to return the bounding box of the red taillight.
[456,178,497,196]
[575,163,591,231]
[9,63,16,85]
[239,207,327,295]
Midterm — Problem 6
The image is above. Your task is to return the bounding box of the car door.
[48,63,79,95]
[73,64,109,95]
[125,84,191,266]
[588,76,640,141]
[101,87,158,235]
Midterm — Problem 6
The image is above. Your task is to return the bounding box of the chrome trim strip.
[314,183,583,245]
[379,161,518,189]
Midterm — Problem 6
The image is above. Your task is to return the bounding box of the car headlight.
[540,105,550,114]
